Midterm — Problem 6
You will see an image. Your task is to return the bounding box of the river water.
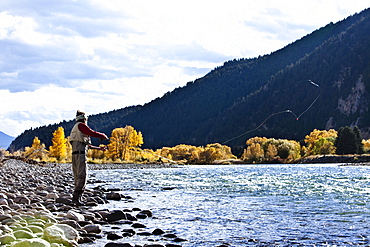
[87,164,370,246]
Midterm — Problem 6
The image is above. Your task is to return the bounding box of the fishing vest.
[69,122,91,145]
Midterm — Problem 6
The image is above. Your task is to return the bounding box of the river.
[85,164,370,246]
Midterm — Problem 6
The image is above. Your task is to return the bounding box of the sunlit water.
[86,164,370,246]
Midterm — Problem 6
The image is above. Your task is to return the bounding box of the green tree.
[335,126,357,155]
[353,126,364,154]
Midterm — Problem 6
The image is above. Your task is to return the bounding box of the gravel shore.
[0,159,185,247]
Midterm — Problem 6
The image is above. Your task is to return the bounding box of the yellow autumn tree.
[24,136,48,160]
[242,142,264,163]
[107,126,144,161]
[362,139,370,153]
[200,143,236,164]
[304,129,337,155]
[49,127,67,162]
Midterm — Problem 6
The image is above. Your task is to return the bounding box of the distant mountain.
[9,8,370,155]
[0,131,15,149]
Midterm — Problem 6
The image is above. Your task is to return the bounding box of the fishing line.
[295,80,321,120]
[223,80,321,144]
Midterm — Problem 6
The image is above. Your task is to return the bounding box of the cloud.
[0,0,369,138]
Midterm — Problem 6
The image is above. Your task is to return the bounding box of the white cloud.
[0,0,369,138]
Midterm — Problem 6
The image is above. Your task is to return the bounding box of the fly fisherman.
[69,110,109,206]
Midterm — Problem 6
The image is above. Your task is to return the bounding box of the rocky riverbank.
[297,154,370,165]
[0,159,186,247]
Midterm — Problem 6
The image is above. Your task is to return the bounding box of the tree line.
[1,125,368,164]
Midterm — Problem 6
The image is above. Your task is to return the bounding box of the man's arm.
[78,122,108,139]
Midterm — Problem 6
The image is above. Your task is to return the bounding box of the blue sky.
[0,0,369,137]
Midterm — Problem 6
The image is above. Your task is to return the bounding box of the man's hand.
[99,145,107,151]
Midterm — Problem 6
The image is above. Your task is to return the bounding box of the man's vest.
[69,122,91,145]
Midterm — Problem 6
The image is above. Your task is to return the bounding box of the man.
[69,110,109,206]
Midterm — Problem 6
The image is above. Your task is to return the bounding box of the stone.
[0,198,8,205]
[152,228,165,235]
[107,232,123,240]
[124,213,137,221]
[27,225,44,233]
[163,233,177,238]
[135,213,147,219]
[136,231,151,236]
[0,234,16,245]
[174,237,187,242]
[131,223,146,228]
[165,244,182,247]
[66,210,85,221]
[43,224,79,245]
[82,224,102,234]
[13,229,37,239]
[14,196,31,205]
[55,197,72,205]
[139,210,153,217]
[59,220,81,230]
[106,192,121,201]
[105,210,127,222]
[11,238,51,247]
[105,243,133,247]
[46,193,59,199]
[0,193,8,199]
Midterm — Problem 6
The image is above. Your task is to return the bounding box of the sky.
[0,0,369,138]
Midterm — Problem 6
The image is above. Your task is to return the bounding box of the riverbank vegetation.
[2,125,370,165]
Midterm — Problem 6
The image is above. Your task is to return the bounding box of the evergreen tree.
[353,126,364,154]
[335,126,357,154]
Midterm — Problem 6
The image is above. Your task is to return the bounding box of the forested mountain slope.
[9,8,370,154]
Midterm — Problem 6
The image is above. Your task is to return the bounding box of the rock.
[152,228,165,235]
[139,210,153,217]
[55,197,72,205]
[105,210,127,222]
[83,224,102,233]
[13,229,37,239]
[0,198,8,205]
[131,223,146,228]
[137,231,151,236]
[125,213,137,221]
[174,237,187,242]
[43,224,79,246]
[14,195,31,205]
[0,234,16,245]
[66,210,85,221]
[107,232,123,240]
[27,225,44,233]
[122,229,136,235]
[59,220,81,230]
[0,193,8,199]
[11,238,51,247]
[165,244,182,247]
[0,214,12,222]
[106,192,121,201]
[46,193,59,199]
[163,233,177,238]
[136,213,147,219]
[105,243,133,247]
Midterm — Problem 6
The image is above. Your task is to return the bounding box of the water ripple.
[89,164,370,246]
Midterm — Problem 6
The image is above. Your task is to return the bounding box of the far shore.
[3,154,370,168]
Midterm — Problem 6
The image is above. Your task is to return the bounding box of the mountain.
[0,131,15,149]
[9,8,370,155]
